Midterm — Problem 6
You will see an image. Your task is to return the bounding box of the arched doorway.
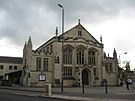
[82,69,90,85]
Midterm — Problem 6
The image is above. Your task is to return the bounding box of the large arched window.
[88,50,96,65]
[77,48,84,64]
[63,48,72,64]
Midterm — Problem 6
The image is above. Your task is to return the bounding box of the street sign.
[39,73,46,81]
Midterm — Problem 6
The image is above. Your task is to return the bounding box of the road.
[0,89,75,101]
[0,85,135,101]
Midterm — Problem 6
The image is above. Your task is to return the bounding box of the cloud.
[0,0,58,46]
[0,0,135,49]
[0,0,135,69]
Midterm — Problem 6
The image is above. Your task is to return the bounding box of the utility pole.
[58,3,64,93]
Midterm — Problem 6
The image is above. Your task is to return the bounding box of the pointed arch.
[76,45,86,65]
[82,68,91,85]
[63,44,75,49]
[88,47,98,52]
[76,45,86,50]
[63,45,74,64]
[88,47,98,65]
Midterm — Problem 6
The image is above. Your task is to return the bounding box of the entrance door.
[82,69,89,85]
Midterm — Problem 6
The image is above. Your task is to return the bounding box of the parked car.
[127,79,133,84]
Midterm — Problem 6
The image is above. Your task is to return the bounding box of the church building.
[22,20,119,87]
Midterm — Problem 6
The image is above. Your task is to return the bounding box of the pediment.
[61,23,100,45]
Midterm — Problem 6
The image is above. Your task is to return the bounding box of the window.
[88,51,96,65]
[14,66,17,70]
[77,48,84,64]
[50,45,53,53]
[0,76,3,80]
[0,65,4,69]
[93,68,96,76]
[36,58,41,71]
[28,73,30,78]
[9,66,12,70]
[63,67,72,77]
[24,59,27,69]
[63,48,72,64]
[55,56,59,63]
[78,30,82,36]
[47,47,49,53]
[43,58,48,71]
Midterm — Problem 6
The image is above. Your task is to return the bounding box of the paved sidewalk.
[0,85,135,101]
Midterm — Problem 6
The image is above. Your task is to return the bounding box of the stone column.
[72,48,76,77]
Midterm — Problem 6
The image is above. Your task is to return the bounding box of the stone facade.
[22,37,54,86]
[0,56,23,84]
[0,21,118,87]
[22,21,119,87]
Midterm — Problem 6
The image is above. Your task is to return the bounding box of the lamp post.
[58,3,64,93]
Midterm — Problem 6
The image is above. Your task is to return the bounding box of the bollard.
[45,83,51,96]
[82,82,85,94]
[104,79,108,94]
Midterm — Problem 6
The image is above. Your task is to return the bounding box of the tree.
[125,61,130,72]
[123,61,131,80]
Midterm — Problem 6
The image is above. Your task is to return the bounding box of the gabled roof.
[35,22,102,51]
[60,22,101,44]
[0,56,23,64]
[35,36,56,51]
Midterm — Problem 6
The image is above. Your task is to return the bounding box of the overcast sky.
[0,0,135,70]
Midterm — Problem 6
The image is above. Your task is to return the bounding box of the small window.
[0,65,4,69]
[36,58,41,71]
[43,58,48,71]
[63,67,72,77]
[9,66,12,70]
[47,47,49,53]
[78,30,82,36]
[14,66,17,70]
[50,45,53,53]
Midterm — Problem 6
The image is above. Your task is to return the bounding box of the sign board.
[39,74,46,81]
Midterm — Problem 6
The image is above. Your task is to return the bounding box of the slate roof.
[0,56,23,64]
